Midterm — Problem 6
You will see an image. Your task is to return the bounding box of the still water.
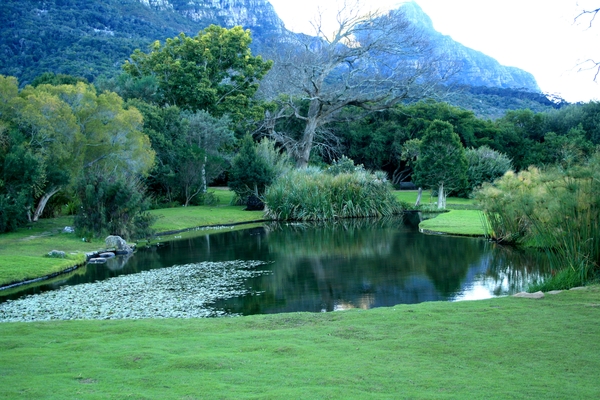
[0,217,550,314]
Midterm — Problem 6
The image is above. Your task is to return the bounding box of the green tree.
[127,99,184,204]
[413,120,468,209]
[123,25,272,123]
[0,76,155,226]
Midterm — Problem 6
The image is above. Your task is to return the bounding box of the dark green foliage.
[338,102,498,185]
[228,135,274,204]
[0,0,199,85]
[31,72,88,87]
[96,74,160,104]
[0,193,28,233]
[73,170,156,240]
[127,99,183,204]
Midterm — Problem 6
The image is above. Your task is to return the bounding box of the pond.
[1,216,550,316]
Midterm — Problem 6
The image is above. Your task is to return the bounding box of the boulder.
[105,235,132,253]
[87,258,107,264]
[47,250,66,258]
[98,252,116,259]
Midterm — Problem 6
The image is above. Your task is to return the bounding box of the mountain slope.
[401,1,539,92]
[0,0,546,112]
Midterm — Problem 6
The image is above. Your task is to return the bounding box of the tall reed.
[476,153,600,289]
[264,168,403,221]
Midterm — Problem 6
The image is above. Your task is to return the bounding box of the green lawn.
[1,286,598,399]
[0,188,265,287]
[419,210,488,236]
[394,190,477,210]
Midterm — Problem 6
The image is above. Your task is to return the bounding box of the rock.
[569,286,587,291]
[62,226,75,233]
[105,235,132,253]
[547,290,562,295]
[88,258,107,264]
[513,291,544,299]
[47,250,66,258]
[98,252,115,259]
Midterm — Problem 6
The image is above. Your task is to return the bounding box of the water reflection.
[1,217,550,314]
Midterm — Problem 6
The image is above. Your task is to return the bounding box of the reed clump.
[264,162,403,221]
[476,152,600,289]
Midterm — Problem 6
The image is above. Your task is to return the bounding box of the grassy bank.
[0,189,263,287]
[419,210,488,236]
[394,191,487,236]
[1,189,482,287]
[1,286,599,399]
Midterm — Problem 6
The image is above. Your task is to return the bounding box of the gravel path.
[0,260,270,323]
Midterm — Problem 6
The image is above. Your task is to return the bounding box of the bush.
[264,167,403,221]
[229,135,290,206]
[462,146,512,195]
[73,171,156,240]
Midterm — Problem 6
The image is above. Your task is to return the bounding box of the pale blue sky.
[268,0,600,103]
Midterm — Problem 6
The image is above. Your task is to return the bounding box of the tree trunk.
[201,156,207,194]
[295,100,320,168]
[415,187,422,207]
[32,187,61,222]
[437,182,445,210]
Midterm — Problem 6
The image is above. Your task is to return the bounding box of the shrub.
[264,167,403,221]
[229,135,290,206]
[73,170,156,240]
[462,146,512,195]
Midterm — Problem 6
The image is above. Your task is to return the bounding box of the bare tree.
[257,0,454,167]
[575,6,600,80]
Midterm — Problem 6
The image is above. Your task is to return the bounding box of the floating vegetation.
[0,261,270,323]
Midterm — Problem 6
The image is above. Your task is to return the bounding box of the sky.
[268,0,600,103]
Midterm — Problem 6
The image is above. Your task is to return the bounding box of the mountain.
[0,0,550,114]
[400,2,539,92]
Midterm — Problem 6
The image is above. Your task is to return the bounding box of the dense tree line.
[2,16,599,239]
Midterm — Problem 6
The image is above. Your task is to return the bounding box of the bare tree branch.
[257,0,457,167]
[575,5,600,80]
[575,7,600,27]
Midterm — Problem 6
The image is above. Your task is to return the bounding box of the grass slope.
[1,286,599,399]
